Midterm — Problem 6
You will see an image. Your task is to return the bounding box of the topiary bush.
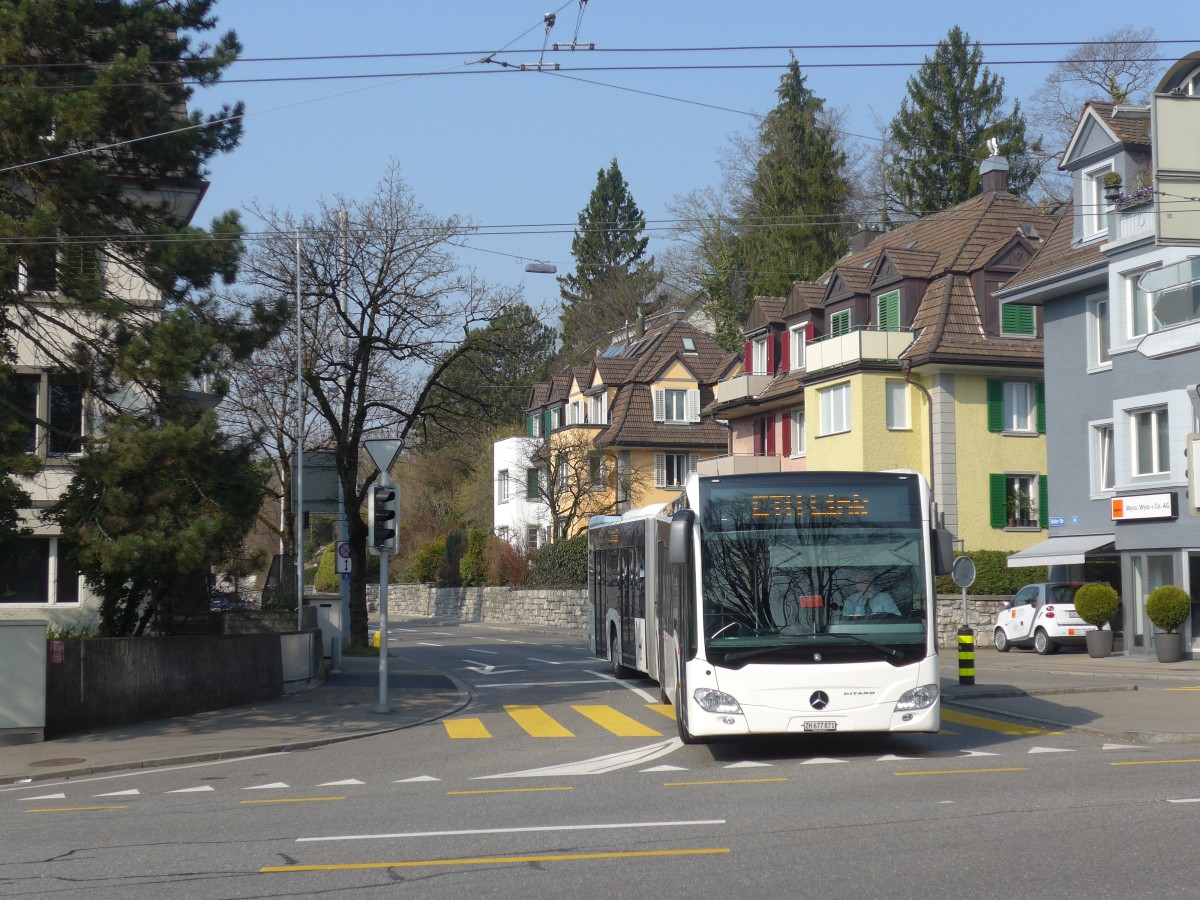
[314,543,339,593]
[459,530,488,587]
[526,533,587,588]
[1146,585,1190,633]
[1073,582,1119,627]
[406,537,447,584]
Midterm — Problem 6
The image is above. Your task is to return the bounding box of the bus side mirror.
[669,509,695,566]
[931,528,953,576]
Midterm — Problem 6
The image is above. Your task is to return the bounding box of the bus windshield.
[698,475,930,665]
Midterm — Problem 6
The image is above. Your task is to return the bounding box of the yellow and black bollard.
[957,626,975,685]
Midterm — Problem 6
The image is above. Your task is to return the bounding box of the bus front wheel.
[675,684,705,745]
[608,626,634,679]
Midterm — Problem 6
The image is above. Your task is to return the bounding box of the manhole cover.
[28,757,87,767]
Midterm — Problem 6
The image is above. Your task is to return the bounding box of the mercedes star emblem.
[809,690,830,710]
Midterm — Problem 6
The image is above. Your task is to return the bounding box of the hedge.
[526,533,588,588]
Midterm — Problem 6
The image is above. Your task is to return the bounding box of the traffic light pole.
[375,471,392,714]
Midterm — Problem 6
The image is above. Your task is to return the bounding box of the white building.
[492,435,551,553]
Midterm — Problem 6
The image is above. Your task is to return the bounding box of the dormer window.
[1082,162,1113,240]
[751,336,767,375]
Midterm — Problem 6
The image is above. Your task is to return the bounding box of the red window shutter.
[744,340,753,373]
[766,414,776,456]
[805,322,814,342]
[766,335,775,375]
[781,412,791,456]
[780,330,790,373]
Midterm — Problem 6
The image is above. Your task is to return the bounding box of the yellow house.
[708,156,1051,554]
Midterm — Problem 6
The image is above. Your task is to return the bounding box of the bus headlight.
[693,688,743,715]
[894,684,939,711]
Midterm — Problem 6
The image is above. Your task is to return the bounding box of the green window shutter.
[1036,382,1046,434]
[543,411,550,436]
[878,291,899,331]
[1002,303,1035,335]
[989,474,1007,528]
[1038,476,1049,529]
[831,310,850,337]
[987,380,1003,433]
[526,416,533,437]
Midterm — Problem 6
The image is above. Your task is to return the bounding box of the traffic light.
[369,484,397,552]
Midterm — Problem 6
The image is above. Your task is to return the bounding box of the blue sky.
[194,1,1193,306]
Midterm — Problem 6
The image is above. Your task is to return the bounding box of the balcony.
[714,373,775,405]
[805,327,915,374]
[696,453,782,476]
[1114,196,1155,243]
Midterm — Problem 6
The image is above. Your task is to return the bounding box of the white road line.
[416,642,444,647]
[244,783,289,790]
[467,649,501,655]
[297,818,724,843]
[94,789,140,797]
[429,632,455,636]
[586,669,657,702]
[475,679,606,688]
[319,779,365,786]
[527,657,593,666]
[1167,798,1200,803]
[167,786,215,794]
[0,752,287,794]
[481,738,683,779]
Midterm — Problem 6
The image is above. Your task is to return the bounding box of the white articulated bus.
[588,471,953,743]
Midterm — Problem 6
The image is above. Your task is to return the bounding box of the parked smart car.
[993,582,1096,655]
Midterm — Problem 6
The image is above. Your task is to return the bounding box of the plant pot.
[1086,629,1114,658]
[1154,631,1185,663]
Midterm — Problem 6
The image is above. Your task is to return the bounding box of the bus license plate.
[803,721,837,732]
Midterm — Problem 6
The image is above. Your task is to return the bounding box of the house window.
[654,452,693,488]
[0,537,79,605]
[12,374,40,454]
[789,324,807,370]
[13,372,86,458]
[528,414,543,438]
[790,409,805,456]
[497,469,510,503]
[526,468,540,501]
[987,379,1044,435]
[1000,303,1035,336]
[751,336,767,375]
[567,399,587,425]
[819,382,850,436]
[496,526,510,542]
[1087,296,1110,368]
[653,388,699,423]
[989,473,1044,529]
[550,407,562,430]
[1129,265,1200,337]
[885,380,909,430]
[1082,162,1112,239]
[588,453,607,490]
[876,291,899,331]
[1092,422,1114,493]
[589,392,607,425]
[1131,406,1169,477]
[752,416,773,456]
[829,309,851,338]
[526,525,540,551]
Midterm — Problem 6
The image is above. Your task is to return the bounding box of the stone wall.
[369,584,590,630]
[370,584,1009,649]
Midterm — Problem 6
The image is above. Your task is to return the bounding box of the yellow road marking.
[261,847,730,873]
[664,778,788,787]
[572,705,662,737]
[1163,686,1200,691]
[506,704,574,737]
[646,703,675,719]
[941,709,1050,735]
[240,797,345,805]
[444,718,492,739]
[1110,759,1200,767]
[447,786,573,796]
[26,805,128,813]
[895,767,1028,777]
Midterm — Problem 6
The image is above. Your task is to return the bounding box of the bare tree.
[227,161,521,646]
[1028,27,1163,200]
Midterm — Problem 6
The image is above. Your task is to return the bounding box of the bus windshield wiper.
[722,633,903,663]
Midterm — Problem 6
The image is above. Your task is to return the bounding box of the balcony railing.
[1114,197,1155,242]
[805,326,915,374]
[695,454,782,476]
[714,373,775,405]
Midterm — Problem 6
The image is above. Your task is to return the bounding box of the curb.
[944,697,1200,745]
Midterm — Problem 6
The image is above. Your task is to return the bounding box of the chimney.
[980,155,1009,193]
[633,309,645,339]
[849,225,882,253]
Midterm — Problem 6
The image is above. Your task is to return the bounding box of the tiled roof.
[1000,203,1103,293]
[879,246,939,279]
[743,296,786,333]
[783,282,824,318]
[598,383,729,449]
[529,382,549,408]
[902,274,1043,364]
[593,356,636,385]
[1089,100,1151,147]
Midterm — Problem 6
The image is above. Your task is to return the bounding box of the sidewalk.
[0,655,468,786]
[5,645,1200,786]
[942,647,1200,743]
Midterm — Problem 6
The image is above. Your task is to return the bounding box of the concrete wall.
[44,633,287,737]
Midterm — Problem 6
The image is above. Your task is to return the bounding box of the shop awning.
[1006,533,1115,568]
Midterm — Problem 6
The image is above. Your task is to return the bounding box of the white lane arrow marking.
[167,786,215,793]
[724,761,773,768]
[244,783,289,790]
[319,779,365,786]
[640,765,688,772]
[26,793,66,800]
[462,659,523,675]
[801,758,847,765]
[1028,746,1076,754]
[480,738,683,778]
[394,775,441,783]
[94,789,140,797]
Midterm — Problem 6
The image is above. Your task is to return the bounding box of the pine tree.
[736,56,851,298]
[886,26,1038,216]
[557,158,660,361]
